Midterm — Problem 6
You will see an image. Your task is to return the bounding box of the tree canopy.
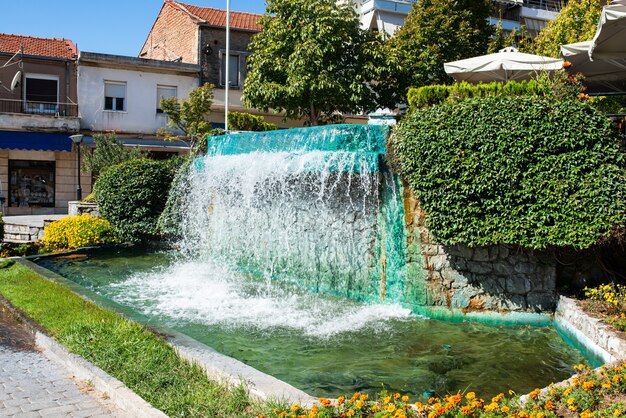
[528,0,607,58]
[387,0,495,97]
[160,83,215,148]
[242,0,392,125]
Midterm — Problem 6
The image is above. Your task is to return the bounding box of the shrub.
[393,96,626,250]
[81,133,145,177]
[93,158,178,242]
[42,214,119,251]
[227,111,278,131]
[407,80,548,109]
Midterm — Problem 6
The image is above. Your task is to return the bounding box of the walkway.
[0,306,120,417]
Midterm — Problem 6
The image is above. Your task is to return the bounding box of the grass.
[0,262,261,417]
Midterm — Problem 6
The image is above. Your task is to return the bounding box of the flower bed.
[262,363,626,418]
[584,284,626,333]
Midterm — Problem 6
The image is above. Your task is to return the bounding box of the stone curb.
[166,330,318,407]
[0,293,167,417]
[555,295,626,364]
[35,332,168,418]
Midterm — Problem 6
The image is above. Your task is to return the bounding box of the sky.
[1,1,267,57]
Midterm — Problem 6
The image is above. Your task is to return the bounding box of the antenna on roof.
[1,47,23,69]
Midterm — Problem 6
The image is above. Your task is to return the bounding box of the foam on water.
[108,260,413,338]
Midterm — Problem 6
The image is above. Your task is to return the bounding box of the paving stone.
[0,309,120,418]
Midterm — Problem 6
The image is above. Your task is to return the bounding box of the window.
[220,53,240,87]
[156,85,177,113]
[24,74,58,114]
[9,160,55,208]
[104,81,126,111]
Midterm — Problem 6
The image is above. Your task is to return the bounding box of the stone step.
[3,223,45,244]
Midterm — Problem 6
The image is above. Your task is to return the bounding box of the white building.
[77,52,199,137]
[340,0,566,39]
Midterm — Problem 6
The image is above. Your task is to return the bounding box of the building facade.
[0,34,86,215]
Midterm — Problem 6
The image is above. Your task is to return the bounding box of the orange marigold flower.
[355,400,364,409]
[372,405,380,412]
[394,393,401,399]
[563,61,573,68]
[582,381,595,390]
[501,406,510,413]
[337,396,345,405]
[359,394,368,401]
[529,388,541,399]
[545,399,554,410]
[461,406,472,415]
[384,396,392,404]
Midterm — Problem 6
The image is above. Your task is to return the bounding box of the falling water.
[174,124,406,302]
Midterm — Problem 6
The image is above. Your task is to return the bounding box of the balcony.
[494,0,565,12]
[359,0,417,16]
[0,99,79,131]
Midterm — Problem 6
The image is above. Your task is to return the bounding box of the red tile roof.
[169,1,263,31]
[0,33,77,59]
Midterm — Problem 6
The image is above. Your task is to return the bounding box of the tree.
[387,0,495,97]
[242,0,392,126]
[160,83,216,150]
[81,133,145,177]
[528,0,608,58]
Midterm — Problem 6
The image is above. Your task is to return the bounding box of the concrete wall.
[78,65,198,134]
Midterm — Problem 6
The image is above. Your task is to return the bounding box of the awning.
[82,136,191,150]
[0,131,73,152]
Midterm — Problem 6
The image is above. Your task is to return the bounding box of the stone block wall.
[403,187,558,313]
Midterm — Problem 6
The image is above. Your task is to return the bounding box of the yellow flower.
[401,395,409,402]
[501,405,510,413]
[465,392,476,400]
[291,404,300,411]
[384,396,392,404]
[614,410,622,417]
[529,389,541,399]
[387,404,396,413]
[355,400,363,409]
[567,397,575,405]
[394,393,401,399]
[346,411,354,417]
[337,396,345,405]
[372,405,380,412]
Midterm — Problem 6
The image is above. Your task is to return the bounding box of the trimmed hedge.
[407,80,547,109]
[93,158,178,242]
[227,111,278,131]
[393,96,626,249]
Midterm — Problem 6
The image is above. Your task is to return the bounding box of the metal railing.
[495,0,566,12]
[523,0,566,12]
[0,98,78,117]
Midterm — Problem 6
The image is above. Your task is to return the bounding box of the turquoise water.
[37,249,586,399]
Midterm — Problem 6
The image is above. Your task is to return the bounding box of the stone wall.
[403,187,558,313]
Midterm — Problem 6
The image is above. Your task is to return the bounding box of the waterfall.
[173,124,407,303]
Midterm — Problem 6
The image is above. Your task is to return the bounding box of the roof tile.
[171,1,263,31]
[0,33,77,59]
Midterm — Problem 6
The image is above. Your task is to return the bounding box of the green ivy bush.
[393,96,626,249]
[93,158,179,242]
[227,111,278,131]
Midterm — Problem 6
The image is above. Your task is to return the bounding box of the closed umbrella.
[444,47,563,83]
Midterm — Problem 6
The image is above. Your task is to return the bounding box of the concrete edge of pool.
[15,256,626,407]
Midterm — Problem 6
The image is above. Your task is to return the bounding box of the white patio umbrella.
[561,41,626,93]
[589,2,626,61]
[444,47,563,83]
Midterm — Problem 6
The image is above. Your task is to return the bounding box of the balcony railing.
[523,0,565,12]
[0,99,78,117]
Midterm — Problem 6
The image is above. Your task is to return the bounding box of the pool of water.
[37,249,586,398]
